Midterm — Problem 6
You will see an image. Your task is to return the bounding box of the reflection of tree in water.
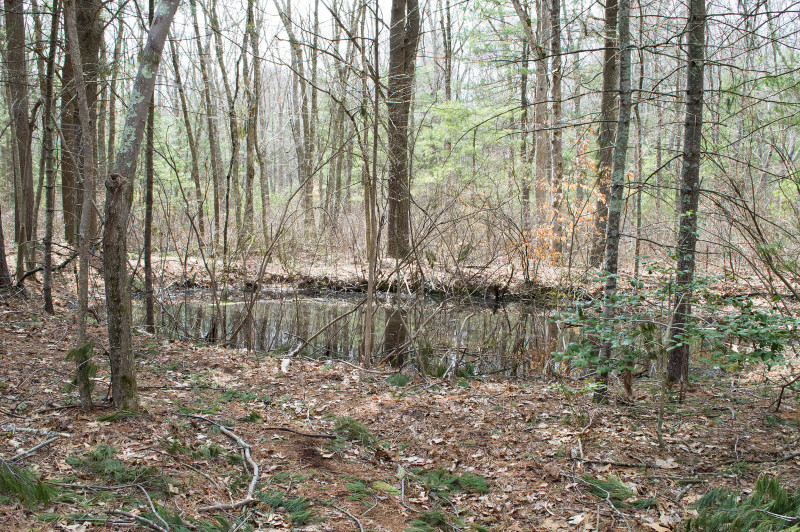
[147,294,559,377]
[383,308,409,368]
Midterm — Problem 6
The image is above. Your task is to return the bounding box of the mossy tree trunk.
[103,0,180,412]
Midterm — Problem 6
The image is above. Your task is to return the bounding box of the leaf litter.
[0,288,798,530]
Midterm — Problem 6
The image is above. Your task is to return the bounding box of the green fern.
[684,475,800,531]
[415,469,490,494]
[406,509,455,532]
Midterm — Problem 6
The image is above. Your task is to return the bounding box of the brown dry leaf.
[643,519,672,531]
[540,518,567,531]
[543,463,561,481]
[655,457,678,469]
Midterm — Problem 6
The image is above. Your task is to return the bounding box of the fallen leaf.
[655,458,678,469]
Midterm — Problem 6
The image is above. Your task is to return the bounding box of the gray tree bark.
[103,0,180,412]
[144,0,156,333]
[42,0,62,312]
[386,0,421,259]
[667,0,706,389]
[65,0,97,409]
[594,0,632,403]
[589,0,619,267]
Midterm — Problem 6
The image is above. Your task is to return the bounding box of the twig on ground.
[263,426,335,439]
[569,473,632,532]
[109,510,168,532]
[724,451,800,465]
[180,414,260,512]
[139,485,170,531]
[332,504,364,532]
[1,424,70,437]
[10,436,57,462]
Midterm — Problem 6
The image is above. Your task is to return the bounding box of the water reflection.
[140,290,564,377]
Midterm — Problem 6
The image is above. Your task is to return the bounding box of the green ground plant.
[683,474,800,531]
[0,458,57,506]
[554,264,800,385]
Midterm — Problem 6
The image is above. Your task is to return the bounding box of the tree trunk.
[65,0,97,409]
[242,0,257,240]
[550,0,563,256]
[5,0,36,276]
[60,0,102,248]
[107,19,124,174]
[386,0,421,259]
[169,38,205,239]
[589,0,619,266]
[190,0,221,248]
[103,0,179,412]
[144,0,156,333]
[520,41,531,236]
[0,199,11,289]
[667,0,706,388]
[594,0,632,403]
[533,0,550,218]
[42,0,62,312]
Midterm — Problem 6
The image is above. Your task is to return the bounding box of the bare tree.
[65,0,97,409]
[103,0,180,412]
[42,0,62,312]
[386,0,421,258]
[667,0,706,389]
[4,0,36,277]
[589,0,619,266]
[595,0,632,403]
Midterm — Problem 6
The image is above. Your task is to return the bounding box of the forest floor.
[0,276,799,531]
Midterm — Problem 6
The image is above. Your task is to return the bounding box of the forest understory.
[0,270,798,531]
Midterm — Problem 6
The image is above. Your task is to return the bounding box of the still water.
[140,288,565,377]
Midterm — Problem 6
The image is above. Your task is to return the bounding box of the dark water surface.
[139,288,565,377]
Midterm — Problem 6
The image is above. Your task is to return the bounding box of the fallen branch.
[724,451,800,465]
[332,504,364,532]
[1,424,71,437]
[16,248,80,286]
[772,372,800,412]
[263,426,335,439]
[139,485,170,531]
[10,436,58,462]
[180,414,260,512]
[577,458,652,469]
[109,510,168,532]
